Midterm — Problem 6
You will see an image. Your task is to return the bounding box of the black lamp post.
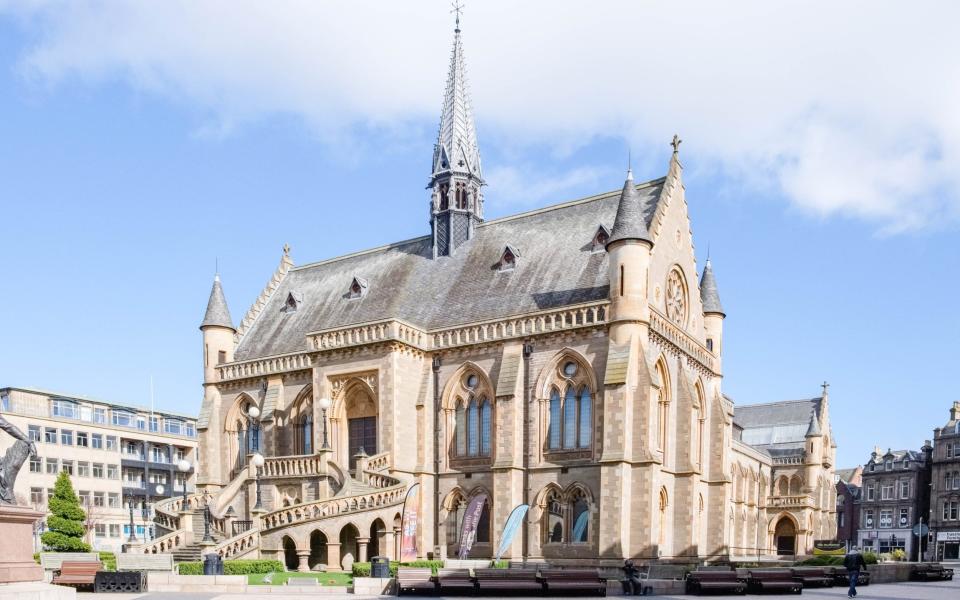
[247,406,261,455]
[251,452,265,513]
[177,459,191,509]
[201,499,215,545]
[127,497,137,543]
[319,397,332,449]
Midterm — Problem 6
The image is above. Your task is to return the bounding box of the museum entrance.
[774,517,797,555]
[348,416,377,471]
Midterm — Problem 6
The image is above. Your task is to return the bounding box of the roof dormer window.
[592,225,611,252]
[348,276,368,299]
[282,291,302,313]
[498,246,520,272]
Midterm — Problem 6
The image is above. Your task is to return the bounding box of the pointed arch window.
[542,485,593,545]
[480,400,491,456]
[454,395,492,459]
[545,358,594,453]
[467,399,479,456]
[455,401,467,456]
[570,488,590,543]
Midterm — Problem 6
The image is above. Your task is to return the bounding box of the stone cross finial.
[670,134,682,153]
[451,1,464,30]
[821,381,830,396]
[282,243,290,256]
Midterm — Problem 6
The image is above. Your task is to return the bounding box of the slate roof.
[835,467,860,483]
[234,179,665,361]
[201,275,234,330]
[733,397,823,450]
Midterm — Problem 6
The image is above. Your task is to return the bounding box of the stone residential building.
[856,446,931,560]
[834,466,862,549]
[0,387,199,552]
[929,401,960,561]
[137,20,837,569]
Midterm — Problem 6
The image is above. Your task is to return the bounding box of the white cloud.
[485,164,614,210]
[3,0,960,229]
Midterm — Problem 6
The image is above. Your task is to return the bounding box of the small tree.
[40,471,91,552]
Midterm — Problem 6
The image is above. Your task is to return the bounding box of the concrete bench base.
[0,581,76,600]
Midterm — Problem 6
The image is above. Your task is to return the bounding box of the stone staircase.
[171,510,228,563]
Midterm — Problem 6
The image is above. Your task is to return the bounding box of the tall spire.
[429,10,484,257]
[200,273,234,330]
[606,168,652,249]
[699,259,725,315]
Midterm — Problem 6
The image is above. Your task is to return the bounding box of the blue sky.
[1,1,958,469]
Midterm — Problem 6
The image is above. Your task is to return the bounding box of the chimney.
[951,401,960,421]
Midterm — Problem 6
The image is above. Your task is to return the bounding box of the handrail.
[132,529,188,554]
[214,527,261,560]
[261,454,326,478]
[364,451,390,472]
[259,482,407,531]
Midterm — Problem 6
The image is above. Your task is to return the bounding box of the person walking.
[843,546,868,598]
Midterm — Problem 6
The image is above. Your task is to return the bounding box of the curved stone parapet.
[259,484,406,531]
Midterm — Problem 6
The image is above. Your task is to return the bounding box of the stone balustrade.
[767,495,813,508]
[133,529,188,554]
[217,352,313,382]
[259,484,406,531]
[649,309,716,373]
[261,454,326,478]
[773,455,804,465]
[214,527,261,560]
[364,451,390,472]
[431,302,608,349]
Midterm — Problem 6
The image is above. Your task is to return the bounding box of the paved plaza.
[74,569,960,600]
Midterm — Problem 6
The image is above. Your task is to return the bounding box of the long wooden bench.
[475,568,543,594]
[828,567,870,587]
[790,567,833,588]
[910,563,955,581]
[39,552,100,581]
[541,568,607,596]
[437,568,476,595]
[685,570,746,595]
[397,567,437,595]
[746,569,802,594]
[116,553,175,573]
[51,561,102,588]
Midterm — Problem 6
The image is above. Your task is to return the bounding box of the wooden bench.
[51,561,102,588]
[39,552,100,581]
[474,568,543,594]
[910,563,955,581]
[116,553,175,573]
[437,568,476,594]
[828,567,870,587]
[790,566,833,588]
[541,568,607,596]
[397,567,437,595]
[746,569,802,594]
[685,570,746,595]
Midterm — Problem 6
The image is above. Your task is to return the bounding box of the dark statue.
[0,413,37,504]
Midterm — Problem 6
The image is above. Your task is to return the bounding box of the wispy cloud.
[3,0,960,230]
[485,165,615,211]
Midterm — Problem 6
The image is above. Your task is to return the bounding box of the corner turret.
[606,168,653,344]
[700,258,725,372]
[200,274,235,384]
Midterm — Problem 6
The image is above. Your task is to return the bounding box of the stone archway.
[331,378,378,472]
[774,516,797,556]
[369,518,385,559]
[309,530,328,570]
[281,535,298,571]
[339,523,360,571]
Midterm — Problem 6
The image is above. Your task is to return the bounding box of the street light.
[201,497,215,545]
[177,459,191,510]
[247,405,261,455]
[319,397,332,449]
[251,452,265,514]
[127,497,138,543]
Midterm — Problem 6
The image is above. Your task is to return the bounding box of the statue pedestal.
[0,504,44,583]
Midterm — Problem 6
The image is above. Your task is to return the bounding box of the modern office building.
[0,386,199,552]
[929,401,960,560]
[856,445,931,560]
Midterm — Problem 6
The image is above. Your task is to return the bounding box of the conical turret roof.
[200,274,234,330]
[606,169,652,249]
[699,259,724,315]
[805,411,822,437]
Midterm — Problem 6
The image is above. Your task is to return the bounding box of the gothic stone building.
[143,23,837,570]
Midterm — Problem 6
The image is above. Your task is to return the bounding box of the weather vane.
[451,1,465,30]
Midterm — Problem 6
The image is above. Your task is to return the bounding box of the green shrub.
[890,549,906,561]
[41,472,91,552]
[491,560,509,569]
[99,552,117,572]
[863,551,879,565]
[223,560,285,575]
[33,552,40,564]
[176,559,283,576]
[351,560,445,578]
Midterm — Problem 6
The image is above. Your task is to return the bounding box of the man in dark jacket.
[843,546,868,598]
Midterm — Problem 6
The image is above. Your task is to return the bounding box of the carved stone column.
[326,542,342,571]
[358,536,370,563]
[297,550,311,573]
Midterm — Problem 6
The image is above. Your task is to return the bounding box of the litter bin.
[203,553,224,575]
[370,556,390,578]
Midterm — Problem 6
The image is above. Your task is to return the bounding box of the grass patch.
[247,571,353,586]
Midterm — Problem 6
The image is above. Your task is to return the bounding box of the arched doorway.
[339,523,360,570]
[282,536,298,571]
[309,530,327,569]
[335,380,378,472]
[774,517,797,556]
[369,518,385,558]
